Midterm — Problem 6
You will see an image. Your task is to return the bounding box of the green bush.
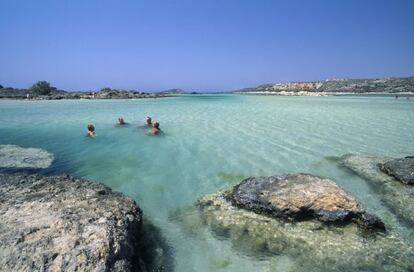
[100,87,112,92]
[30,81,56,95]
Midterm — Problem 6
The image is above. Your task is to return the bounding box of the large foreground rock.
[197,188,414,272]
[340,154,414,224]
[380,156,414,185]
[232,173,384,229]
[0,145,54,169]
[0,173,165,272]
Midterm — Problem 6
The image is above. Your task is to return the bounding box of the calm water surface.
[0,94,413,271]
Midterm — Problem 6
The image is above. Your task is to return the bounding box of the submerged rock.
[340,154,414,224]
[232,173,384,230]
[380,156,414,185]
[0,145,54,170]
[198,189,414,272]
[0,173,165,272]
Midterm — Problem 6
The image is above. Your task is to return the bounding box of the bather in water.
[87,123,96,137]
[115,117,129,127]
[150,121,161,135]
[146,116,153,127]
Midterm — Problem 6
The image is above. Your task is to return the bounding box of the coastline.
[0,93,175,101]
[235,91,413,97]
[2,92,413,100]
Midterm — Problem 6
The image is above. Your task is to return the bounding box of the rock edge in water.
[339,154,414,225]
[380,156,414,185]
[0,173,165,272]
[0,144,54,170]
[231,173,385,231]
[197,189,414,272]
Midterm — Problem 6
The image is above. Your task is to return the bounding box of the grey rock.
[231,173,384,230]
[380,156,414,185]
[340,154,414,225]
[0,173,165,272]
[0,145,54,169]
[358,213,386,231]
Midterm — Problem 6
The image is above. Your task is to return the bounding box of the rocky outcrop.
[0,87,170,100]
[0,145,54,170]
[198,188,413,272]
[231,173,384,230]
[340,154,414,225]
[380,156,414,185]
[0,173,166,272]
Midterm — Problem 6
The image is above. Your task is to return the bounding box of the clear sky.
[1,0,413,92]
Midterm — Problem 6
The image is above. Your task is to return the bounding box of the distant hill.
[235,76,414,94]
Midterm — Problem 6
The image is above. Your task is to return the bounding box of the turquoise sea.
[0,94,413,271]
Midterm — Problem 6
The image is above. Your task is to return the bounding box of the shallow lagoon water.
[0,94,413,271]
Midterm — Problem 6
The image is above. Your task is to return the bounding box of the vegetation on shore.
[0,81,173,100]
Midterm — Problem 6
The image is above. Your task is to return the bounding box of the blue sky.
[1,0,413,92]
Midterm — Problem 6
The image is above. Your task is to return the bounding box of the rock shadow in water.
[136,219,175,272]
[168,206,206,239]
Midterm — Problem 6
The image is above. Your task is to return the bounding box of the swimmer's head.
[87,123,95,132]
[153,122,160,129]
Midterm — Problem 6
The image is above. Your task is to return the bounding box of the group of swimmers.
[86,116,161,137]
[145,116,161,135]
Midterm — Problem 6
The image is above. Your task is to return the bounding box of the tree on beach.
[29,81,56,95]
[0,84,3,89]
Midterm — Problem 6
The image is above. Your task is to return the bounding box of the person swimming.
[150,121,161,135]
[146,116,153,127]
[118,117,126,125]
[87,123,95,137]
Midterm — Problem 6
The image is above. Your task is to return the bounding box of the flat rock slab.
[232,173,361,222]
[380,156,414,185]
[0,145,54,169]
[0,173,146,272]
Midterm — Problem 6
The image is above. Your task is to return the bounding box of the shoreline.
[1,92,413,100]
[0,94,176,101]
[235,91,413,97]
